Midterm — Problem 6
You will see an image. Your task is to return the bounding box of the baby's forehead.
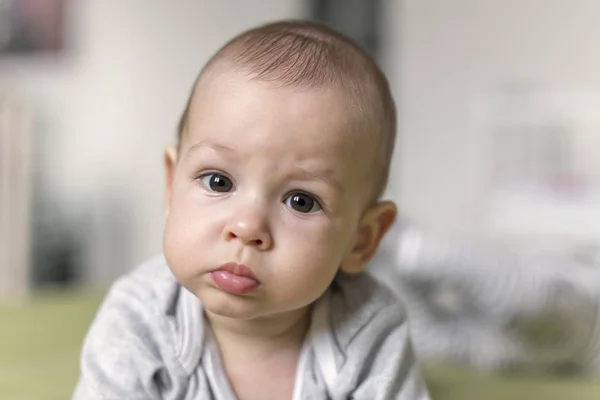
[194,65,342,102]
[191,68,356,127]
[185,67,381,182]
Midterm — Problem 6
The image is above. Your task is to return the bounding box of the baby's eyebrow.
[184,140,345,193]
[185,140,235,158]
[293,165,345,194]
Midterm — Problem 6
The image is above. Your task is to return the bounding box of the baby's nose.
[223,210,272,250]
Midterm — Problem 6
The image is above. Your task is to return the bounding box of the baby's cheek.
[163,215,186,265]
[166,206,208,246]
[279,232,343,281]
[164,207,197,249]
[164,216,209,288]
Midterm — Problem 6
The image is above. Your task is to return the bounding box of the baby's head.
[163,20,397,322]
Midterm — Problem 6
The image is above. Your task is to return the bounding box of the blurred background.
[2,0,600,399]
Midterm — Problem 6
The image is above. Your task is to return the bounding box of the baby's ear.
[340,201,397,274]
[164,145,179,217]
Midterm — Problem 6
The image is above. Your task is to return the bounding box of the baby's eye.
[284,192,322,213]
[200,173,234,193]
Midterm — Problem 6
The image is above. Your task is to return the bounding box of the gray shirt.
[74,256,430,399]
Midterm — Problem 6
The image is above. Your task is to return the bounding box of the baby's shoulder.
[75,256,199,397]
[89,255,183,345]
[330,272,404,317]
[328,272,407,347]
[82,256,196,368]
[114,255,180,310]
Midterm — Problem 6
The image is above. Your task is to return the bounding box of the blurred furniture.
[310,0,381,59]
[0,89,31,296]
[370,222,600,375]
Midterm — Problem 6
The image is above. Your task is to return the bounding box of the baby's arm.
[73,276,172,399]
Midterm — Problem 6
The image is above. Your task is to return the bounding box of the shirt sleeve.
[343,304,431,400]
[73,277,172,400]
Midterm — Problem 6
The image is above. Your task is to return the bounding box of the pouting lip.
[214,262,260,282]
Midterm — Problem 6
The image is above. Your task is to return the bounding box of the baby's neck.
[206,307,312,400]
[206,306,311,362]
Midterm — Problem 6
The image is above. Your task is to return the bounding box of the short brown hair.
[177,20,396,200]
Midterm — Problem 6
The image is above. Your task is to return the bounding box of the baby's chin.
[202,294,264,321]
[200,290,313,325]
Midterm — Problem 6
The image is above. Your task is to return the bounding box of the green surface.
[1,290,600,399]
[425,366,600,400]
[0,290,103,400]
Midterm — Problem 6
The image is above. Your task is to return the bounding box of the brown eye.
[284,192,322,213]
[200,173,233,192]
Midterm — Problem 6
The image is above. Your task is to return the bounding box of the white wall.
[385,0,600,240]
[13,0,600,285]
[2,1,304,285]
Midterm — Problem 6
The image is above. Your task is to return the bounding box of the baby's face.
[163,71,376,320]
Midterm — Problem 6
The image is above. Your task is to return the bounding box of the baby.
[74,20,430,400]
